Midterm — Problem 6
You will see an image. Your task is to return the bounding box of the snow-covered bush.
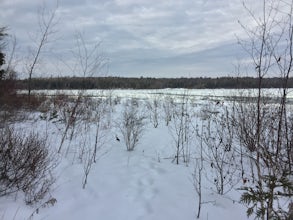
[80,97,111,188]
[169,93,192,165]
[232,100,293,219]
[198,104,240,195]
[146,96,160,128]
[0,127,56,204]
[118,99,146,151]
[162,95,174,126]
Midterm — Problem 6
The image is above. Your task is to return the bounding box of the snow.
[0,90,257,220]
[19,88,293,101]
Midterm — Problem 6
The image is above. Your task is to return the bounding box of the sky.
[0,0,265,78]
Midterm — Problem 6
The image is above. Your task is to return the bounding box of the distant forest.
[16,76,293,90]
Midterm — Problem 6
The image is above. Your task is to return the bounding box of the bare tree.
[88,96,110,163]
[26,3,59,101]
[146,94,161,128]
[192,121,204,219]
[57,95,82,154]
[162,95,174,126]
[57,32,107,154]
[72,31,107,80]
[82,146,95,189]
[199,103,240,195]
[235,1,293,218]
[169,92,192,165]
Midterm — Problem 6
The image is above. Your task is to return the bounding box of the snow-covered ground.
[19,88,293,101]
[0,90,272,220]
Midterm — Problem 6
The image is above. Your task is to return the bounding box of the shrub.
[118,99,146,151]
[0,127,56,204]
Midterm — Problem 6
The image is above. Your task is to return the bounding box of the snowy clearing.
[1,89,291,220]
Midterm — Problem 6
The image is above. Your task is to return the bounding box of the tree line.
[16,76,293,90]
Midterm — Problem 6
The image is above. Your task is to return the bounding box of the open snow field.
[2,89,291,220]
[20,88,293,101]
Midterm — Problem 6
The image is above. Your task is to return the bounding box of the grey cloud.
[0,0,266,78]
[108,42,248,77]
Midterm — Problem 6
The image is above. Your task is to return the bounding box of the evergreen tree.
[0,27,7,81]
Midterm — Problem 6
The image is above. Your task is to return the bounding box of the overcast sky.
[1,0,264,78]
